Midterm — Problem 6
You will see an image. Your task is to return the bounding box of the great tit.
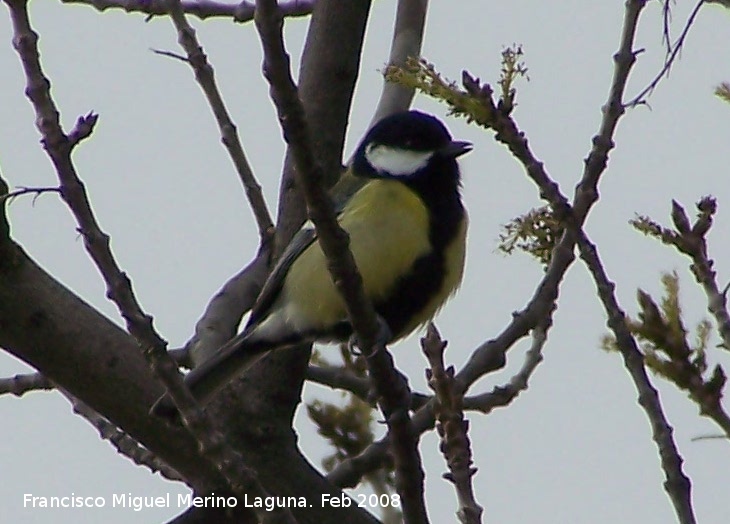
[152,110,471,417]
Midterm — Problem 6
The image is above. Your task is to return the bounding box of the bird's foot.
[346,315,392,355]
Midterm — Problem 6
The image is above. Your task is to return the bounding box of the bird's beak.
[439,140,473,158]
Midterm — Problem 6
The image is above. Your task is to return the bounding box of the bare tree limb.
[307,364,371,400]
[271,0,371,257]
[626,0,706,107]
[0,370,185,482]
[422,324,483,524]
[59,389,187,482]
[254,1,428,521]
[571,3,697,520]
[577,231,696,524]
[462,318,548,415]
[164,1,274,242]
[4,0,169,369]
[0,372,53,396]
[306,364,431,410]
[673,198,730,353]
[185,241,271,366]
[4,2,293,519]
[370,0,428,125]
[61,0,315,23]
[331,0,654,490]
[0,185,60,204]
[457,74,571,218]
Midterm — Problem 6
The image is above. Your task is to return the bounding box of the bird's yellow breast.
[281,179,433,331]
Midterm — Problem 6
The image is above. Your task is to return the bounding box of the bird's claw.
[346,315,392,355]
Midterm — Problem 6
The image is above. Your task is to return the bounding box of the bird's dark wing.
[244,225,317,329]
[245,171,360,330]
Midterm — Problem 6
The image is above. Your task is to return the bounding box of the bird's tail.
[149,332,272,419]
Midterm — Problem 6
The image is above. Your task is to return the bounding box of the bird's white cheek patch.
[365,145,433,176]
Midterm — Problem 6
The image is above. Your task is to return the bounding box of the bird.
[151,110,471,418]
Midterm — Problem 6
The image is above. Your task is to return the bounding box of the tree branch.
[4,2,294,519]
[0,371,53,396]
[462,318,548,415]
[671,198,730,353]
[577,231,696,524]
[306,364,432,411]
[0,371,185,482]
[254,1,428,522]
[5,0,169,379]
[331,0,653,489]
[422,324,483,524]
[61,0,315,23]
[60,389,186,482]
[370,0,428,125]
[271,0,371,257]
[626,0,706,107]
[0,185,61,204]
[164,0,274,242]
[185,247,271,365]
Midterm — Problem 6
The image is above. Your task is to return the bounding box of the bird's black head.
[352,111,472,181]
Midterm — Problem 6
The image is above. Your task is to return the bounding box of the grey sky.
[1,1,729,523]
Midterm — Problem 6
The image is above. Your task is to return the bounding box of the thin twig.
[150,48,188,62]
[0,372,185,481]
[577,231,696,524]
[0,186,60,204]
[459,74,572,219]
[60,389,186,482]
[675,198,730,353]
[690,434,728,442]
[61,0,315,23]
[165,0,274,241]
[632,200,730,438]
[626,0,706,107]
[639,198,730,350]
[254,1,428,522]
[462,319,548,415]
[662,0,673,57]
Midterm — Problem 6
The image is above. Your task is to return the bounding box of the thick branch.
[3,2,289,519]
[370,0,428,125]
[186,248,271,365]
